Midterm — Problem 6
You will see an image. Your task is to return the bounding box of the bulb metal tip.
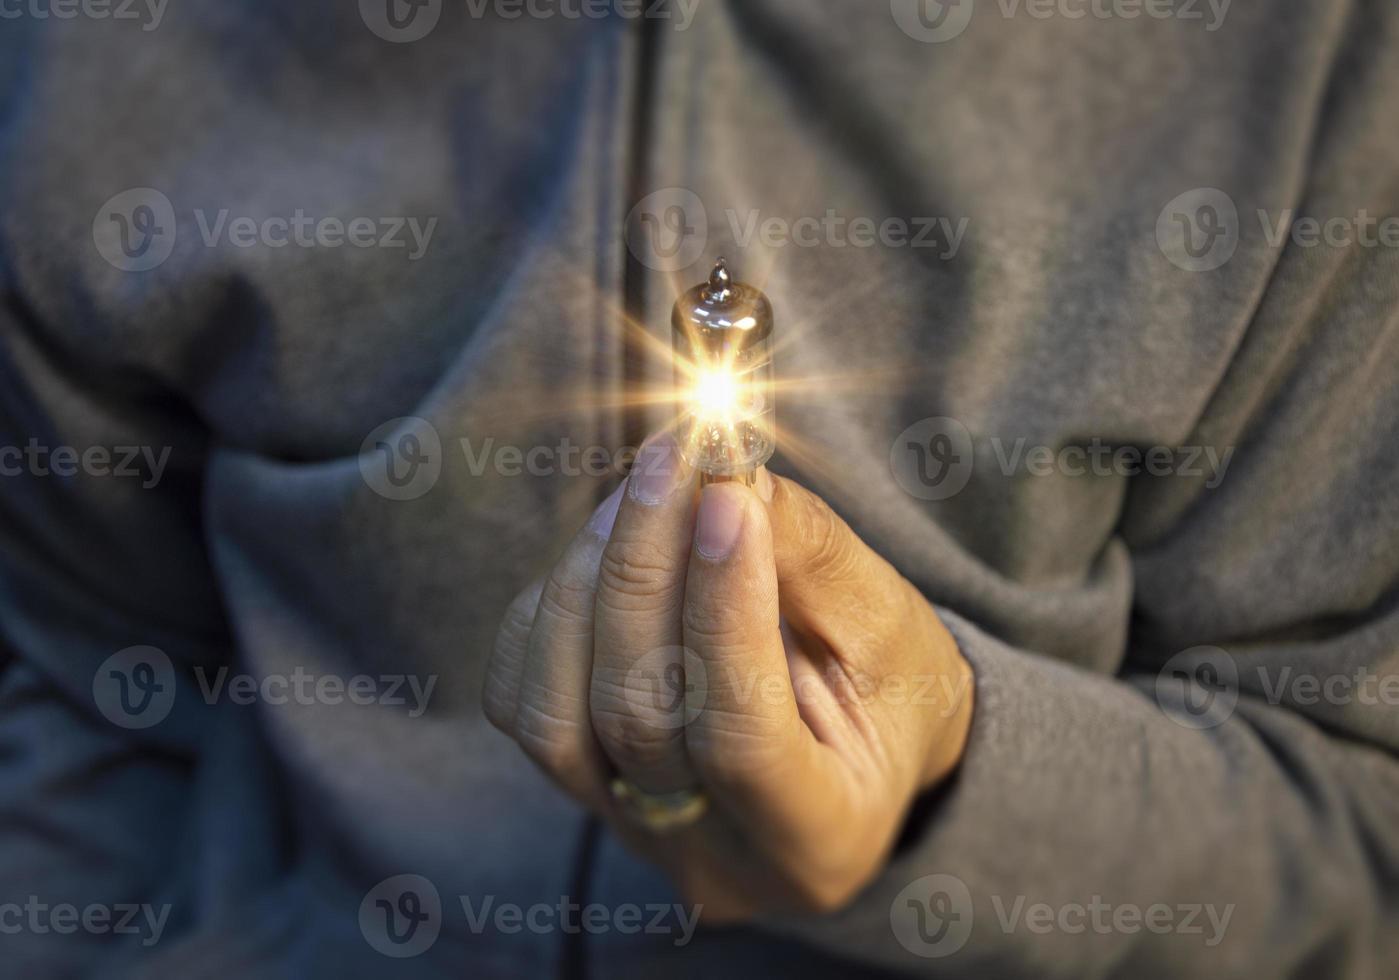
[704,257,734,303]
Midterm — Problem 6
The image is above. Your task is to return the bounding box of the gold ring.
[609,778,708,833]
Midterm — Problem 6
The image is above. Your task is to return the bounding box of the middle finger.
[590,432,700,795]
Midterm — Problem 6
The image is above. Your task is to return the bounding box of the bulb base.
[699,469,759,489]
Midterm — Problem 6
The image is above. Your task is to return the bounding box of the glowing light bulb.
[692,368,740,422]
[672,259,776,485]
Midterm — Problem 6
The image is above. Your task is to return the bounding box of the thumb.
[681,481,854,877]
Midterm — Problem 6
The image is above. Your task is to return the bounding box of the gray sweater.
[0,1,1396,977]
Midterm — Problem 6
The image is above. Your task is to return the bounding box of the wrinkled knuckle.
[538,549,602,620]
[500,594,538,638]
[494,593,538,658]
[538,574,596,626]
[481,674,518,734]
[513,700,588,775]
[589,689,685,770]
[801,504,859,583]
[483,605,536,731]
[681,602,749,652]
[597,541,681,610]
[687,713,789,782]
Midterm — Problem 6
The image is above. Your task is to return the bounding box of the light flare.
[468,254,921,505]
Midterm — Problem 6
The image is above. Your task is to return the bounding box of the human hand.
[483,433,974,919]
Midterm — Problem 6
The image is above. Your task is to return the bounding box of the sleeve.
[766,6,1399,976]
[849,604,1399,978]
[0,283,219,973]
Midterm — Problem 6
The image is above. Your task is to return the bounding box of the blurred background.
[0,1,1396,978]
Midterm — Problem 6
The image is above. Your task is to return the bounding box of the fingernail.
[629,432,686,506]
[696,485,747,560]
[586,482,626,539]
